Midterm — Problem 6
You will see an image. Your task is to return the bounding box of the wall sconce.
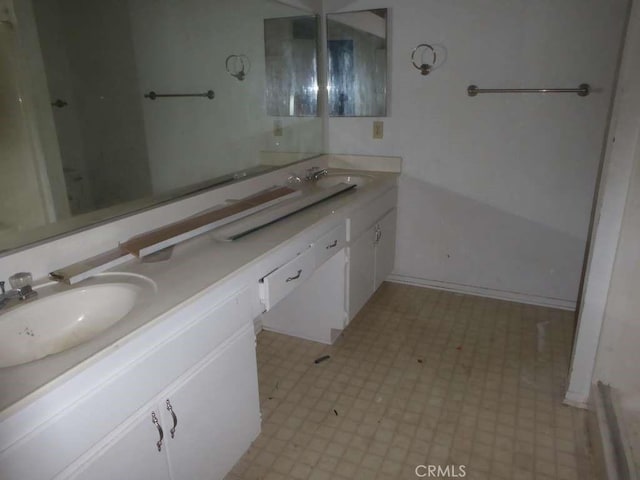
[411,44,437,76]
[225,54,250,81]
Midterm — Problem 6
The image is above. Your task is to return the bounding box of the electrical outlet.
[273,120,283,137]
[373,121,384,139]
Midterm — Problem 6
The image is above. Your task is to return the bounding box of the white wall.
[566,0,640,407]
[325,0,628,308]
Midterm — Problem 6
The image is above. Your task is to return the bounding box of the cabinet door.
[161,328,260,480]
[374,208,397,290]
[348,224,376,320]
[62,407,171,480]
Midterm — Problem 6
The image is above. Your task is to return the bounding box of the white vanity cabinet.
[260,222,348,344]
[62,327,259,480]
[60,405,172,480]
[0,167,401,480]
[260,186,398,340]
[0,288,260,480]
[348,202,397,321]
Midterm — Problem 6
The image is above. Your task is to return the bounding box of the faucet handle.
[9,272,33,290]
[305,166,322,181]
[9,272,37,301]
[287,173,302,184]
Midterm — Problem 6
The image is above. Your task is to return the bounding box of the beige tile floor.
[226,283,593,480]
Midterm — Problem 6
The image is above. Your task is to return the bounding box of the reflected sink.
[315,173,373,189]
[0,273,156,368]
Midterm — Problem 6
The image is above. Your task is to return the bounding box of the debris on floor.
[267,381,279,400]
[313,354,331,364]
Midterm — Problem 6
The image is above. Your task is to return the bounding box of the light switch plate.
[373,121,383,139]
[273,120,283,137]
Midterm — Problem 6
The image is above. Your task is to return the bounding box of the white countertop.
[0,168,399,415]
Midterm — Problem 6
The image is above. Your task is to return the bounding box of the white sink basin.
[315,173,373,189]
[0,274,156,368]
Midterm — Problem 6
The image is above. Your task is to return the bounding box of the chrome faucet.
[305,167,328,181]
[0,272,37,311]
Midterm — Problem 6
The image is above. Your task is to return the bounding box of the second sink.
[315,173,373,189]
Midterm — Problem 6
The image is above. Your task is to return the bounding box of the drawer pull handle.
[286,269,302,282]
[326,240,338,249]
[166,399,178,438]
[151,412,164,452]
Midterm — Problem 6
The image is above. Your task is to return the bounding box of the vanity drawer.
[315,223,346,266]
[259,246,315,311]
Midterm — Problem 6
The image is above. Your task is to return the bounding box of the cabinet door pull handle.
[166,399,178,438]
[151,412,164,452]
[326,240,338,249]
[286,269,302,282]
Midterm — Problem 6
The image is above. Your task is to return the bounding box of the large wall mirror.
[0,0,322,254]
[326,8,387,117]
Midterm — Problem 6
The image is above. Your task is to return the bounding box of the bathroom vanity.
[0,161,399,480]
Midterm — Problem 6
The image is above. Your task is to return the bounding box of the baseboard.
[387,274,576,311]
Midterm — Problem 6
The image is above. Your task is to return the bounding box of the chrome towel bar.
[144,90,215,100]
[467,84,590,97]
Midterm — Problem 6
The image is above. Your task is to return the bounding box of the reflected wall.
[0,0,323,253]
[327,9,387,117]
[265,16,319,117]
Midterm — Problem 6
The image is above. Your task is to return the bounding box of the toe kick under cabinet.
[0,287,260,480]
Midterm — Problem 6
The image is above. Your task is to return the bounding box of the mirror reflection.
[264,15,319,117]
[326,9,387,117]
[0,0,323,253]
